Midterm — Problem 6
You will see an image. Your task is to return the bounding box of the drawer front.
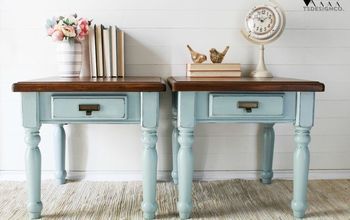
[51,95,127,120]
[209,93,284,118]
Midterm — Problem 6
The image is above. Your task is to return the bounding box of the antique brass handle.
[237,101,259,113]
[79,104,100,116]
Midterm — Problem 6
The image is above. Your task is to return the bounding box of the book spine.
[187,63,241,71]
[117,29,125,77]
[95,25,104,77]
[102,27,111,78]
[187,71,242,77]
[88,26,97,78]
[110,26,118,77]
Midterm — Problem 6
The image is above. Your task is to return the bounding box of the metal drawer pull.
[237,101,259,113]
[79,104,100,116]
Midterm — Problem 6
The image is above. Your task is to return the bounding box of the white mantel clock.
[241,1,286,77]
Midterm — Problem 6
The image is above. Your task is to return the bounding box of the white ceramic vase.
[56,39,90,77]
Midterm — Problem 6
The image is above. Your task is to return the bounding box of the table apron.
[193,92,297,123]
[26,92,143,124]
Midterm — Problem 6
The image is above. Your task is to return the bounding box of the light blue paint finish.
[51,95,127,120]
[53,124,67,185]
[196,92,296,123]
[177,92,196,128]
[25,127,43,219]
[209,93,284,117]
[171,92,179,185]
[292,126,311,218]
[20,91,161,219]
[22,93,40,128]
[261,123,275,184]
[177,92,195,220]
[141,92,159,128]
[141,92,159,219]
[295,92,315,127]
[291,92,315,218]
[22,93,42,219]
[39,92,140,124]
[172,90,316,219]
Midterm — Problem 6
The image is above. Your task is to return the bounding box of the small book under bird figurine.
[187,45,207,63]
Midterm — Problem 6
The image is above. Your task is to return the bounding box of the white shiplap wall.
[0,0,349,180]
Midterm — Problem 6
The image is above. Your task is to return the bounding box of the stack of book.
[186,63,241,78]
[89,24,125,78]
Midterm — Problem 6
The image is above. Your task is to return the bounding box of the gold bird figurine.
[187,45,207,63]
[210,46,230,63]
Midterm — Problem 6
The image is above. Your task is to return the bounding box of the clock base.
[250,44,273,78]
[250,70,273,78]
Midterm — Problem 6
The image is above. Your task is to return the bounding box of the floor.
[0,179,349,219]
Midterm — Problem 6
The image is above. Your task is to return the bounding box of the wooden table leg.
[22,93,42,219]
[292,126,311,218]
[171,92,179,185]
[177,92,195,219]
[261,123,275,184]
[25,127,43,219]
[53,124,67,185]
[141,92,159,219]
[291,92,315,218]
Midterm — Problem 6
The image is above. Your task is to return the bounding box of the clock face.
[247,7,275,35]
[244,5,283,41]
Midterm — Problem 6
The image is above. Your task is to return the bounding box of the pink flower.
[52,30,64,41]
[77,18,89,40]
[61,25,76,38]
[47,27,55,36]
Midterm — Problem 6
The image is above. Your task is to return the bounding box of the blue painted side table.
[167,77,325,219]
[13,76,166,219]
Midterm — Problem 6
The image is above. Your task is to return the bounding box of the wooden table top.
[13,77,167,92]
[167,77,325,92]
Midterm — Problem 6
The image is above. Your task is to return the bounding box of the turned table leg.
[53,124,67,185]
[177,92,195,220]
[141,92,159,219]
[177,127,194,219]
[292,126,311,218]
[25,127,43,219]
[171,92,179,185]
[291,92,315,218]
[261,123,275,184]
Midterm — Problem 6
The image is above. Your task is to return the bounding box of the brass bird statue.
[187,45,207,63]
[210,46,230,63]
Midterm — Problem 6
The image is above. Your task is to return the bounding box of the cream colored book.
[187,71,242,77]
[88,26,97,78]
[187,63,241,72]
[117,29,125,77]
[102,26,111,78]
[95,25,104,77]
[110,26,118,77]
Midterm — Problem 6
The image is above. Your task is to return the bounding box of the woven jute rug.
[0,179,349,219]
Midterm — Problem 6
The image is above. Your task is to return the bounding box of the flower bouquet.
[46,14,92,77]
[46,14,91,41]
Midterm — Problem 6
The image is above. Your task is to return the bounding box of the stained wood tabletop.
[167,77,325,92]
[13,77,167,92]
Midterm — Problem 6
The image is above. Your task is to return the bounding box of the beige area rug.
[0,179,349,219]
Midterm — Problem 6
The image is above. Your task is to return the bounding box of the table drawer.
[209,93,284,118]
[51,95,127,120]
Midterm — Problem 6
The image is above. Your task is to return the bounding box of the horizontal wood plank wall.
[0,0,349,178]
